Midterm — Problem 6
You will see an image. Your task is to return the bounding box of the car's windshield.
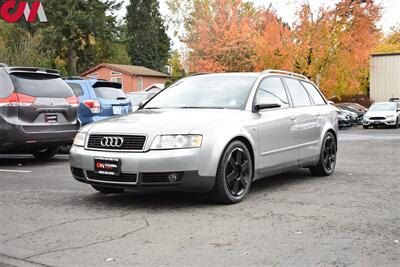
[128,93,155,105]
[144,76,257,110]
[369,103,395,111]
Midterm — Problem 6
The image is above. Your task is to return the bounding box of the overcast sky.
[118,0,400,49]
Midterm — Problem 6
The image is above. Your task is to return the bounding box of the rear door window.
[67,83,85,97]
[300,81,326,105]
[10,73,74,98]
[93,87,126,99]
[284,78,312,107]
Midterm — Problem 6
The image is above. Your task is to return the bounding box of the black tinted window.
[0,69,13,98]
[10,73,73,98]
[94,87,126,99]
[256,77,289,108]
[68,83,84,97]
[301,81,326,105]
[284,78,312,107]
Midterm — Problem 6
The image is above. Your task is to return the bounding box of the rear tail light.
[83,99,101,114]
[66,95,79,107]
[0,93,36,107]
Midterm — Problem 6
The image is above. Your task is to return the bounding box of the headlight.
[364,115,369,119]
[73,132,87,147]
[386,115,395,118]
[151,135,203,150]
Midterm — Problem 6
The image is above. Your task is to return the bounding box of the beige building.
[370,53,400,102]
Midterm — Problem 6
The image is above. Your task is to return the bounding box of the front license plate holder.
[94,157,121,176]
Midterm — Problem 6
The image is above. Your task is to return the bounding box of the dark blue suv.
[64,78,131,126]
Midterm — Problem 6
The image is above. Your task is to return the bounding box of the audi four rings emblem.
[100,137,124,148]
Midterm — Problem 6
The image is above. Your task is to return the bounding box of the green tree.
[42,0,122,75]
[126,0,171,72]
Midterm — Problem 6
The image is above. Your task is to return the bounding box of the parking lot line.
[0,169,32,173]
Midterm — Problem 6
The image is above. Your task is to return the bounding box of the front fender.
[197,124,258,177]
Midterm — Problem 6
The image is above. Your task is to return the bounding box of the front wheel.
[394,118,399,129]
[363,125,369,129]
[310,132,337,176]
[210,141,253,204]
[32,147,59,160]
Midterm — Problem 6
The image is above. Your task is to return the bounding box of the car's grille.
[71,167,84,178]
[86,171,138,184]
[369,117,386,120]
[87,134,146,151]
[141,172,184,183]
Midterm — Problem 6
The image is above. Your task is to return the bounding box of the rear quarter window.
[0,69,14,98]
[10,73,74,98]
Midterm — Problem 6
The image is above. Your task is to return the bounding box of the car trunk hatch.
[92,81,130,116]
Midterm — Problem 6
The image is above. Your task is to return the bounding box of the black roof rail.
[62,76,86,80]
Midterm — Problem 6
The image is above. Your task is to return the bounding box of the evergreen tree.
[126,0,171,72]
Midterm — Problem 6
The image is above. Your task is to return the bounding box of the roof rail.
[63,76,86,80]
[262,69,308,80]
[189,72,212,77]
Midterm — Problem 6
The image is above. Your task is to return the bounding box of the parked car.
[70,70,338,204]
[389,97,399,103]
[363,102,400,129]
[332,105,352,128]
[64,78,131,126]
[0,65,79,159]
[336,103,366,123]
[126,91,156,111]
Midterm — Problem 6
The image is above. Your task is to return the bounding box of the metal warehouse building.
[370,52,400,102]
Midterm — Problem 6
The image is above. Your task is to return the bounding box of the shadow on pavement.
[0,154,69,167]
[70,169,321,209]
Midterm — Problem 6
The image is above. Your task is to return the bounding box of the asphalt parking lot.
[1,126,400,267]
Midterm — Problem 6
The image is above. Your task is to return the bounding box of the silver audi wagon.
[70,70,338,204]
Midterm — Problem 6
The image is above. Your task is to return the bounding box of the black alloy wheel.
[211,141,253,204]
[310,132,337,176]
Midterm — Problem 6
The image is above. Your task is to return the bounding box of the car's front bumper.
[363,118,396,126]
[69,145,215,192]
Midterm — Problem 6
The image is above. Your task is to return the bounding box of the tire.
[309,132,337,176]
[91,185,125,194]
[363,125,368,129]
[395,118,399,129]
[210,141,253,204]
[32,147,59,160]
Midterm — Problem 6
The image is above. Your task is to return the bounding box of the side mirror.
[254,103,281,112]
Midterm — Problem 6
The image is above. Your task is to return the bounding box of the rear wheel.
[210,141,253,204]
[32,147,59,160]
[91,185,125,194]
[310,132,337,176]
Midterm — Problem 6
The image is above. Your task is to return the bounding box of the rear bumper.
[0,119,78,152]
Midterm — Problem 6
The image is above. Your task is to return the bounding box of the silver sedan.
[70,70,338,204]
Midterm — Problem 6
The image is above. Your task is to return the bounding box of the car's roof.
[188,72,311,82]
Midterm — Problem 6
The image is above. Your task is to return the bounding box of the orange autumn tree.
[292,0,381,98]
[183,0,258,72]
[252,9,294,71]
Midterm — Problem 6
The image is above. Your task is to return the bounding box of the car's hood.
[86,109,249,135]
[365,110,397,117]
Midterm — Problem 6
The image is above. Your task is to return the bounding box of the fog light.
[168,173,178,182]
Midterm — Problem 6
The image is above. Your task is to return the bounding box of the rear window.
[94,87,126,99]
[10,73,74,98]
[67,83,84,97]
